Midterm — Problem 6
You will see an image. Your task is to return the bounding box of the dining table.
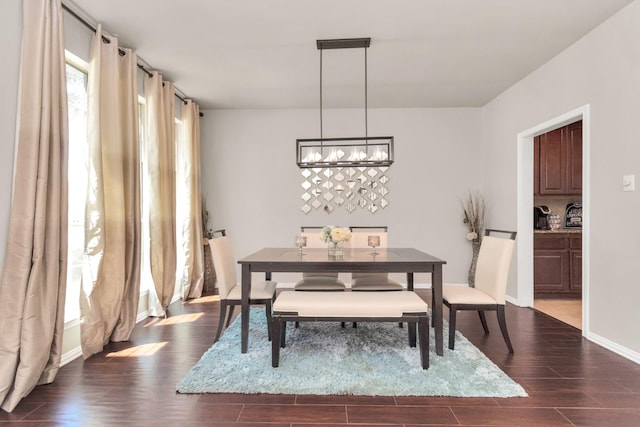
[237,247,446,356]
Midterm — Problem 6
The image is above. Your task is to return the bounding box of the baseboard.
[60,346,83,367]
[505,294,524,306]
[585,331,640,365]
[136,309,150,323]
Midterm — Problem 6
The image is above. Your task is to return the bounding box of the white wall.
[482,0,640,355]
[200,107,482,285]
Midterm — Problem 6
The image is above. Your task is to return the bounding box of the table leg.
[241,263,251,353]
[405,272,417,349]
[432,265,443,356]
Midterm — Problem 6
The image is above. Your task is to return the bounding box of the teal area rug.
[177,308,527,397]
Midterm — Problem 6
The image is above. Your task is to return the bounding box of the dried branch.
[462,191,485,242]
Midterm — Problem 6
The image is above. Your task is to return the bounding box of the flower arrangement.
[462,191,485,243]
[320,225,352,244]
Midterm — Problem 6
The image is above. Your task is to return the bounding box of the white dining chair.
[209,233,277,343]
[349,226,403,291]
[294,226,347,291]
[442,229,516,353]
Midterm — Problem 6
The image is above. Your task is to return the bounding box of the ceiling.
[65,0,634,110]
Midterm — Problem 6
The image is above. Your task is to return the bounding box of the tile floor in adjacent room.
[534,298,582,330]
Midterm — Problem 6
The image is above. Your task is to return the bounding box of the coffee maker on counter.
[534,205,551,230]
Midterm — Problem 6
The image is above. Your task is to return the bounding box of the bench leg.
[272,318,281,367]
[418,316,429,369]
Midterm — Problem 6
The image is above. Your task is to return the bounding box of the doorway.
[533,121,583,329]
[515,105,590,335]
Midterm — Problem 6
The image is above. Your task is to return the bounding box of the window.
[64,51,88,323]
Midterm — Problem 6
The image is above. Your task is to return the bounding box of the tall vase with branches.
[463,191,485,287]
[201,196,215,293]
[202,196,213,239]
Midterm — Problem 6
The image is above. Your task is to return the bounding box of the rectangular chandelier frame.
[296,136,394,168]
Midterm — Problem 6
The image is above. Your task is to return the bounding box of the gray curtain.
[80,25,141,358]
[0,0,68,412]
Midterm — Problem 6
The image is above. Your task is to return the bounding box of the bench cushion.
[273,291,428,318]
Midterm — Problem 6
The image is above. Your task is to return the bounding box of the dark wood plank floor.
[2,289,640,426]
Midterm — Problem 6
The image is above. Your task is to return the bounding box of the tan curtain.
[0,0,68,412]
[144,72,177,316]
[80,25,141,359]
[176,100,204,299]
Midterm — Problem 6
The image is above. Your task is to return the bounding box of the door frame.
[516,104,590,334]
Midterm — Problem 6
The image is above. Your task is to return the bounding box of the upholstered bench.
[271,291,430,369]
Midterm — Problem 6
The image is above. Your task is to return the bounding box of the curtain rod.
[61,2,194,108]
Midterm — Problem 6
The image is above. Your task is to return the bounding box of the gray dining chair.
[442,229,517,353]
[209,232,277,343]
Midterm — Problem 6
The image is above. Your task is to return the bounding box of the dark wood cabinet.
[534,121,582,196]
[566,122,583,194]
[534,232,582,297]
[569,236,582,292]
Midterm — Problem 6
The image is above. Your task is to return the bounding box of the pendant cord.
[320,49,323,141]
[365,47,368,141]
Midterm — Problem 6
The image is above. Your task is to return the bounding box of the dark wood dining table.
[237,247,446,356]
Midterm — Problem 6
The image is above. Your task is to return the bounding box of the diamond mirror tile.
[301,166,389,214]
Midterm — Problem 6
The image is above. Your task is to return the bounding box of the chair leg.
[478,310,489,334]
[265,300,272,341]
[497,305,514,353]
[448,305,457,350]
[225,305,235,327]
[214,301,228,343]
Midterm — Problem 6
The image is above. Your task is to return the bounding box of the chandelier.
[296,38,394,169]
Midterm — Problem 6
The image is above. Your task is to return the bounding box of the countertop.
[534,228,582,234]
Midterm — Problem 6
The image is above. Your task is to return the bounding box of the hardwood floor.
[2,289,640,426]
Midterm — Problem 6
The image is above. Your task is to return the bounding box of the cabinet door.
[534,249,570,293]
[570,250,582,292]
[538,128,566,195]
[566,122,582,195]
[569,236,582,292]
